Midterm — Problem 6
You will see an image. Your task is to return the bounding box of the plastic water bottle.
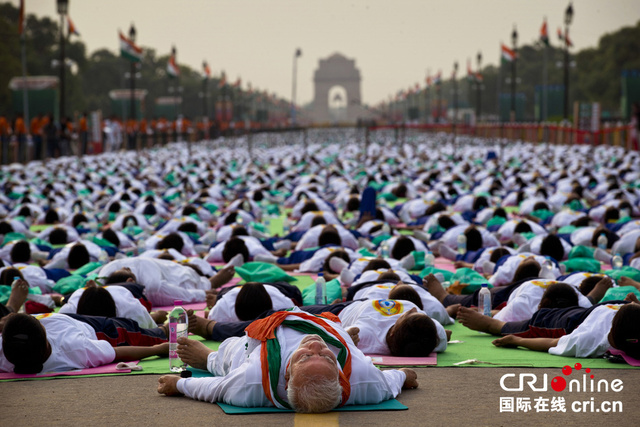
[314,276,327,305]
[137,239,146,255]
[612,253,623,270]
[283,217,291,236]
[478,284,491,316]
[169,302,189,372]
[456,233,467,255]
[380,242,390,258]
[597,234,608,250]
[424,250,435,268]
[540,258,555,279]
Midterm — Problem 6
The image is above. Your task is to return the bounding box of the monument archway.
[310,53,364,123]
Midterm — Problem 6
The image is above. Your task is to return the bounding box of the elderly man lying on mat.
[157,307,418,413]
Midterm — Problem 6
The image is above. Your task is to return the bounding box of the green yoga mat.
[438,321,638,369]
[217,399,407,414]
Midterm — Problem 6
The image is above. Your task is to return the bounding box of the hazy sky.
[15,0,640,106]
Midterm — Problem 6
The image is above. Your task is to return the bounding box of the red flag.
[203,61,211,78]
[564,29,573,47]
[540,19,549,46]
[218,71,227,88]
[67,15,79,36]
[18,0,25,35]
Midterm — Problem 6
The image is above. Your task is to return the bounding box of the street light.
[291,48,302,126]
[563,2,574,120]
[129,23,137,124]
[511,25,518,122]
[453,61,458,125]
[57,0,68,121]
[476,51,482,121]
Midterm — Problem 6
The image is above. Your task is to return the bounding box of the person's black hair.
[345,196,360,212]
[318,226,341,247]
[231,225,249,237]
[489,247,511,263]
[68,243,90,269]
[71,213,89,228]
[252,190,264,202]
[368,224,384,235]
[301,201,319,215]
[391,236,416,260]
[578,275,603,296]
[437,215,456,231]
[464,226,483,252]
[311,215,327,227]
[17,206,31,218]
[177,222,198,234]
[540,234,565,262]
[77,286,117,317]
[392,184,408,198]
[224,211,239,225]
[472,196,489,211]
[386,313,439,357]
[43,209,60,224]
[157,251,175,261]
[101,228,120,247]
[156,232,184,253]
[49,228,68,245]
[10,240,31,264]
[375,208,385,221]
[619,200,632,213]
[142,203,157,216]
[0,221,14,235]
[603,206,620,223]
[120,193,131,202]
[108,201,121,213]
[539,282,579,309]
[570,216,590,228]
[222,237,250,263]
[105,268,136,284]
[388,285,424,310]
[514,221,532,234]
[377,271,402,282]
[2,313,48,374]
[424,202,447,216]
[0,267,24,285]
[533,201,550,212]
[363,258,391,273]
[122,215,138,227]
[182,205,198,217]
[512,258,541,283]
[234,282,274,321]
[493,207,507,219]
[609,303,640,359]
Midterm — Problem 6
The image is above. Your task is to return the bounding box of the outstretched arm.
[114,343,169,361]
[492,335,560,352]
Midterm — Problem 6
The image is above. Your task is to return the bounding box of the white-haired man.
[157,307,417,413]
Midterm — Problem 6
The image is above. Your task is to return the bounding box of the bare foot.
[85,280,98,288]
[205,292,217,309]
[446,303,461,318]
[492,335,519,348]
[187,310,216,338]
[346,327,360,346]
[457,306,506,335]
[423,274,447,303]
[618,276,640,291]
[6,279,29,313]
[586,276,613,303]
[210,265,235,289]
[151,310,168,324]
[176,337,213,371]
[624,292,640,304]
[445,329,452,341]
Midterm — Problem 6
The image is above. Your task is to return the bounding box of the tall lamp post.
[476,51,482,122]
[57,0,68,121]
[511,26,518,122]
[452,61,459,126]
[128,24,137,124]
[563,2,574,121]
[291,48,302,126]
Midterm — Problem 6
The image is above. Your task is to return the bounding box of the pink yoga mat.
[609,348,640,367]
[435,258,456,272]
[154,302,207,312]
[368,353,437,366]
[0,361,138,380]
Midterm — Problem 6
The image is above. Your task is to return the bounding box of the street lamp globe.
[511,27,518,47]
[565,3,574,26]
[56,0,68,15]
[129,23,136,43]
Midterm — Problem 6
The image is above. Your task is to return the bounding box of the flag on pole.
[564,29,573,47]
[433,71,442,85]
[119,31,142,62]
[557,27,564,42]
[426,72,432,87]
[218,71,227,88]
[232,77,241,88]
[67,15,79,36]
[501,44,515,63]
[540,19,549,46]
[476,72,483,83]
[467,59,475,82]
[18,0,25,36]
[203,61,211,79]
[167,47,179,78]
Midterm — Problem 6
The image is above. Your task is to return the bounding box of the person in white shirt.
[157,307,418,413]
